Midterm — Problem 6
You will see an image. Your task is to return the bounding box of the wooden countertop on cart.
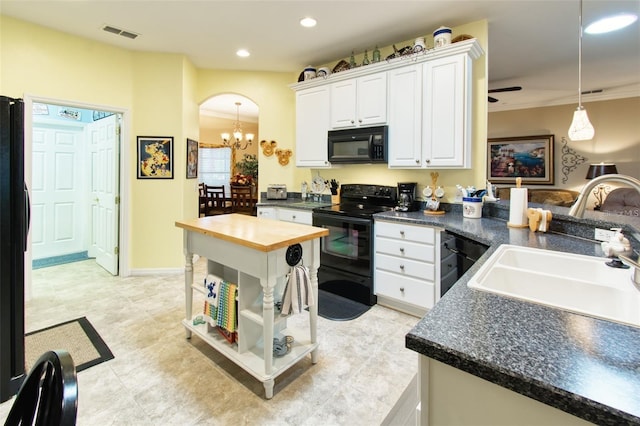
[175,214,329,252]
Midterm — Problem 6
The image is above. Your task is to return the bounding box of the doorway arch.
[198,93,259,191]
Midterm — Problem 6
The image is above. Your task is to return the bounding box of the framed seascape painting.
[186,138,198,179]
[487,135,554,185]
[137,136,174,179]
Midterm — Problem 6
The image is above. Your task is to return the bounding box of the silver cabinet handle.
[399,247,405,253]
[425,159,431,164]
[399,230,405,236]
[400,287,405,292]
[399,264,405,270]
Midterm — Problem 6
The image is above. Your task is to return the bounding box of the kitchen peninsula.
[377,203,640,425]
[175,214,328,398]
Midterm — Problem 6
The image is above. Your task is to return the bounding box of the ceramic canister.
[462,197,483,218]
[303,66,316,81]
[433,26,452,48]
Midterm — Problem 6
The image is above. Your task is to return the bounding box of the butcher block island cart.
[175,214,328,398]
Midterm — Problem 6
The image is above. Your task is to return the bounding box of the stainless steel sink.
[467,245,640,328]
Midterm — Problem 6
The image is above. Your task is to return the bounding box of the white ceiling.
[2,0,639,117]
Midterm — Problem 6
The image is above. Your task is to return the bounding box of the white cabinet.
[422,53,472,168]
[277,208,312,225]
[374,220,440,316]
[330,73,387,129]
[257,206,276,219]
[387,64,423,168]
[295,86,331,168]
[388,53,473,169]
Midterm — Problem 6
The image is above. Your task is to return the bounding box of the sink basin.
[468,245,640,328]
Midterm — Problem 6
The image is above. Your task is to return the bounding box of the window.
[198,147,231,193]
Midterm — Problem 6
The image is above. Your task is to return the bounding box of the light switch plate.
[594,228,616,242]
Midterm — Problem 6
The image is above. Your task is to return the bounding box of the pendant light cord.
[578,0,583,108]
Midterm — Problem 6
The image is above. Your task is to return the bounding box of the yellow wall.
[489,97,640,192]
[1,14,487,270]
[196,69,308,192]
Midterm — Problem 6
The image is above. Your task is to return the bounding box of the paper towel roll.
[508,188,528,226]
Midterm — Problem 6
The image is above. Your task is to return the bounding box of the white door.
[87,114,120,275]
[31,122,85,260]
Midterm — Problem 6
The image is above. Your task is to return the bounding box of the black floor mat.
[317,289,371,321]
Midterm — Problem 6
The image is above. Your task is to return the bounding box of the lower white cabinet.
[257,207,276,219]
[277,208,312,225]
[374,220,440,316]
[256,206,313,225]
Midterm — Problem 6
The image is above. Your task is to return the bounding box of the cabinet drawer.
[375,253,434,281]
[375,269,434,309]
[375,221,435,244]
[278,208,312,225]
[376,237,435,262]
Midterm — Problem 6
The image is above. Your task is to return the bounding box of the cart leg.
[184,251,194,339]
[311,347,319,364]
[264,379,274,399]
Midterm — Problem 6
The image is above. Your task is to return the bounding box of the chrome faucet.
[568,174,640,218]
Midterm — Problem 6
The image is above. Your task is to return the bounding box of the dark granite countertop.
[256,196,332,211]
[376,202,640,425]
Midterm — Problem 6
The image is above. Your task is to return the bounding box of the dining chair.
[205,185,231,216]
[230,185,256,216]
[198,183,207,217]
[4,349,78,426]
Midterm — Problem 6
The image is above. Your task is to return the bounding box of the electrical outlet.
[594,228,615,242]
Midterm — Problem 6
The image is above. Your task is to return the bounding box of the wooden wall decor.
[260,140,277,157]
[275,148,293,166]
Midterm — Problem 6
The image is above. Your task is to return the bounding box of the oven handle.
[312,212,372,226]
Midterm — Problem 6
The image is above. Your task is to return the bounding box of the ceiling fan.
[488,86,522,103]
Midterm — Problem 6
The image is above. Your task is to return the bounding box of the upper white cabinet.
[295,86,331,168]
[422,53,471,168]
[330,73,387,129]
[291,39,483,170]
[388,53,473,168]
[387,64,423,168]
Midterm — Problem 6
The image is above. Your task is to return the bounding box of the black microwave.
[327,125,388,164]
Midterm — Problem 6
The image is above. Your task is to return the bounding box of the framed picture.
[137,136,174,179]
[186,138,198,179]
[487,135,554,185]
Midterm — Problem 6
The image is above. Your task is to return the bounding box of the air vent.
[102,25,139,40]
[581,89,604,95]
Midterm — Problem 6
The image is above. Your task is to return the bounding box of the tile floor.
[0,258,419,425]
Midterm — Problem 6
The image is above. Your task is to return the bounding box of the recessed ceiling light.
[236,49,250,58]
[585,13,638,34]
[300,17,317,28]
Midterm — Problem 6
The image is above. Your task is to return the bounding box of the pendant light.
[568,0,595,141]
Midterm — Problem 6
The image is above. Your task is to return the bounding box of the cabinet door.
[423,54,471,168]
[357,72,387,126]
[296,86,331,167]
[387,65,423,168]
[330,73,387,129]
[330,79,357,128]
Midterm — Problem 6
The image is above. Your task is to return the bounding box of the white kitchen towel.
[281,265,315,316]
[204,274,220,308]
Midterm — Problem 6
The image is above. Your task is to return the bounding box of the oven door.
[312,212,372,277]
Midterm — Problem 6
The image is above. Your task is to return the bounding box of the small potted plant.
[234,154,258,186]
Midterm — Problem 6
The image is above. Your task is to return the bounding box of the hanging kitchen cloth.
[203,274,220,321]
[281,264,314,316]
[216,280,238,332]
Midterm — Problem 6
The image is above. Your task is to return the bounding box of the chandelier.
[221,102,254,150]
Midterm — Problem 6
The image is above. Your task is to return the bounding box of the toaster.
[267,184,287,200]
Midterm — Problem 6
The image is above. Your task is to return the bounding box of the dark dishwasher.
[440,231,488,297]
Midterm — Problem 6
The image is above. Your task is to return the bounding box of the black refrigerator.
[0,96,27,402]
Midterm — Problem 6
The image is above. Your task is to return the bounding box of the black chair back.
[4,350,77,426]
